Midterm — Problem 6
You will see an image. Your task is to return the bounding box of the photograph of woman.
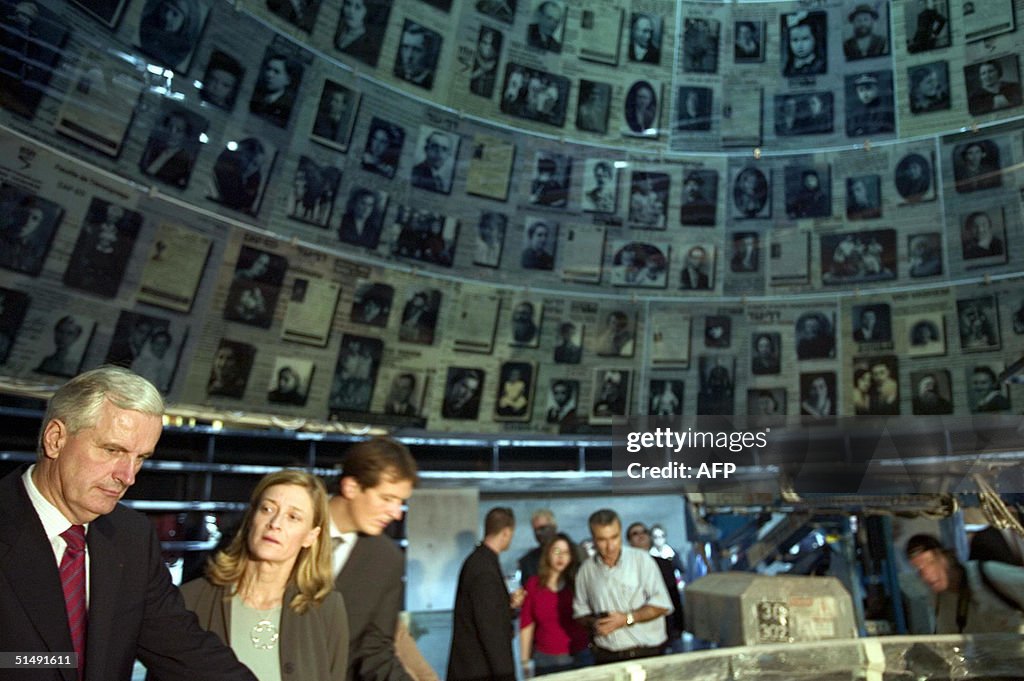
[174,470,348,681]
[800,372,835,418]
[206,339,255,398]
[135,0,209,72]
[138,105,207,189]
[266,0,321,32]
[470,26,502,98]
[732,166,769,219]
[908,62,950,113]
[334,0,391,67]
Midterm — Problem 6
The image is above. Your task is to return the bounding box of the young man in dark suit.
[0,366,256,681]
[328,438,419,681]
[448,507,521,681]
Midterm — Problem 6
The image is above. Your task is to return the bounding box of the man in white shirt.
[573,509,672,663]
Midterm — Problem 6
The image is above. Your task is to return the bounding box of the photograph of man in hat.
[843,3,888,60]
[845,71,894,136]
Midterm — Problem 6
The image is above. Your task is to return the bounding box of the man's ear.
[340,476,360,500]
[41,420,66,460]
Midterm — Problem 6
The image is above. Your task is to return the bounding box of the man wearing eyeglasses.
[517,508,557,585]
[411,131,454,193]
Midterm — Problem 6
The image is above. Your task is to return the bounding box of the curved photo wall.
[0,0,1022,434]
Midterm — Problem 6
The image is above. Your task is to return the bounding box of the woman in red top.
[519,532,592,675]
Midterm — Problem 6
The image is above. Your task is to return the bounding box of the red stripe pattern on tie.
[60,524,87,677]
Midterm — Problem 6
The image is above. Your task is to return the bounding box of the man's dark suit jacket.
[0,467,256,681]
[447,544,514,681]
[630,43,660,64]
[335,533,412,681]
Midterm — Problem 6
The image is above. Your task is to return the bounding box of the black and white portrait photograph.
[679,244,714,290]
[0,0,70,119]
[682,16,719,74]
[473,211,506,267]
[906,0,949,53]
[960,208,1007,267]
[680,169,717,226]
[851,356,900,416]
[846,175,881,220]
[842,2,888,60]
[1014,298,1024,335]
[733,20,764,62]
[500,63,569,127]
[208,135,276,215]
[311,80,359,151]
[266,357,314,407]
[774,92,833,136]
[350,281,393,327]
[69,0,128,27]
[410,126,458,195]
[781,10,827,77]
[594,309,635,357]
[910,369,953,415]
[134,0,210,73]
[953,139,1002,193]
[704,315,730,348]
[63,198,142,298]
[199,50,244,111]
[697,356,735,416]
[908,61,950,114]
[206,339,255,398]
[967,364,1010,413]
[361,117,404,179]
[469,25,502,98]
[521,217,557,270]
[623,79,660,136]
[0,287,28,364]
[0,185,62,276]
[334,0,392,67]
[796,311,836,360]
[852,303,892,343]
[591,368,631,420]
[34,312,95,378]
[957,295,1001,352]
[627,12,661,64]
[139,104,207,189]
[526,0,564,52]
[391,206,458,267]
[732,166,770,219]
[248,45,304,128]
[394,20,441,89]
[553,320,582,364]
[382,370,426,417]
[442,367,485,420]
[820,229,897,285]
[508,299,541,348]
[105,310,183,392]
[610,241,669,288]
[575,79,611,134]
[750,332,781,375]
[730,232,759,273]
[223,245,288,328]
[546,379,578,424]
[337,186,387,249]
[475,0,515,24]
[845,71,895,137]
[287,157,341,227]
[893,152,934,202]
[398,288,441,345]
[799,371,835,419]
[966,56,1023,116]
[908,232,943,277]
[649,379,683,416]
[494,361,536,422]
[329,334,382,413]
[748,388,786,420]
[906,312,946,358]
[529,152,571,207]
[581,159,618,214]
[267,0,321,32]
[628,171,669,229]
[784,165,831,219]
[675,86,712,132]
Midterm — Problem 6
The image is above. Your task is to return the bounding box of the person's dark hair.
[347,188,378,213]
[537,157,557,174]
[340,436,418,488]
[973,365,997,384]
[594,160,612,175]
[589,508,620,530]
[911,320,939,345]
[551,379,573,395]
[980,59,1003,78]
[537,532,582,588]
[527,221,549,239]
[484,506,515,536]
[905,533,945,559]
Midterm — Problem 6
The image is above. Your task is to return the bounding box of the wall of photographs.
[0,0,1023,434]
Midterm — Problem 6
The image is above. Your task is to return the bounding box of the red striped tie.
[60,525,87,678]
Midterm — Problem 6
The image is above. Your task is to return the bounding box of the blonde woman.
[171,470,348,681]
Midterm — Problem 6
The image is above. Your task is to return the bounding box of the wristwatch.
[625,611,635,626]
